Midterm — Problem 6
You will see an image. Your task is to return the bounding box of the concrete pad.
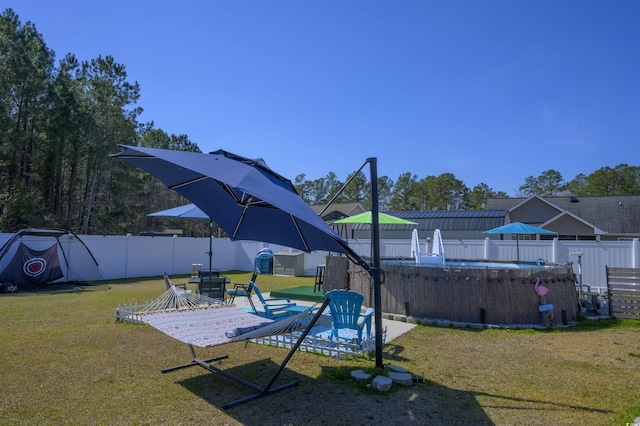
[250,292,417,343]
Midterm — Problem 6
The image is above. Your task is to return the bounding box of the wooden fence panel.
[606,266,640,319]
[606,266,640,320]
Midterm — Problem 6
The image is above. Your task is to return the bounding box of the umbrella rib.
[232,204,249,241]
[115,154,155,159]
[219,182,270,208]
[235,189,267,207]
[168,176,208,190]
[291,216,310,252]
[220,182,242,203]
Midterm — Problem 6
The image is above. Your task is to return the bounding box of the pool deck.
[231,289,417,343]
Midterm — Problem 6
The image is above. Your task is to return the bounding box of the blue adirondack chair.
[325,289,374,344]
[250,281,298,320]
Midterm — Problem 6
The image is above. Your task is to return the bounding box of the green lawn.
[1,272,638,425]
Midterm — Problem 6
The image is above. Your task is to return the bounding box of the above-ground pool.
[324,256,579,326]
[386,258,554,269]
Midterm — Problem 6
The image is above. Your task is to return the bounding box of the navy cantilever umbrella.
[112,145,358,258]
[115,145,389,369]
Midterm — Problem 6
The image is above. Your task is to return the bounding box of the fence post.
[552,237,559,263]
[633,238,639,268]
[125,233,131,278]
[172,235,177,274]
[483,237,490,260]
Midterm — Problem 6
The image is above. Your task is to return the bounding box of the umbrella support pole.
[322,156,385,369]
[160,299,329,409]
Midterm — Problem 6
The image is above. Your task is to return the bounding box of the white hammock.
[140,296,330,409]
[142,304,316,348]
[136,285,222,315]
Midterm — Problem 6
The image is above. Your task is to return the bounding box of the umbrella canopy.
[483,222,557,261]
[332,211,418,225]
[147,204,209,219]
[483,222,557,236]
[112,145,357,258]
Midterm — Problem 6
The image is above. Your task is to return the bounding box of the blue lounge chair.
[250,282,298,320]
[325,289,374,344]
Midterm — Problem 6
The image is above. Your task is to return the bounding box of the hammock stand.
[144,298,330,409]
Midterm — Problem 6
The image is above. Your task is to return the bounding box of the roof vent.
[569,196,579,203]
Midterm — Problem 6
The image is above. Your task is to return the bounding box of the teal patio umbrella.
[483,222,557,261]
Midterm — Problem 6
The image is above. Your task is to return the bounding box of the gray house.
[344,195,640,241]
[486,195,640,241]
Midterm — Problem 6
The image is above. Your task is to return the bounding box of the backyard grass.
[0,272,639,425]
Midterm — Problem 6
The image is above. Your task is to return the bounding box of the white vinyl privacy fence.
[1,233,638,290]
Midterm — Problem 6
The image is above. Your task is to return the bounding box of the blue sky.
[11,0,640,196]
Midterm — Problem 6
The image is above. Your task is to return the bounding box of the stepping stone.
[388,371,413,386]
[351,369,371,382]
[384,364,408,374]
[371,375,393,392]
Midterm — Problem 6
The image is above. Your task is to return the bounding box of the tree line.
[293,171,509,211]
[293,163,640,211]
[0,9,200,235]
[2,9,638,237]
[519,167,640,197]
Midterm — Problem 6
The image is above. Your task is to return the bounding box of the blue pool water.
[384,259,551,269]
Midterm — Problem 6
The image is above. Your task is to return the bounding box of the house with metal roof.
[486,195,640,241]
[321,195,640,242]
[349,210,509,240]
